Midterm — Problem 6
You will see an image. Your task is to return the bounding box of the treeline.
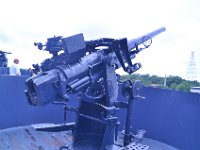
[120,74,200,92]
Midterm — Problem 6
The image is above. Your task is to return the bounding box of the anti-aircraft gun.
[25,27,165,150]
[0,50,11,67]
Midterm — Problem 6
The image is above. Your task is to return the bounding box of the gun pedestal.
[74,54,119,150]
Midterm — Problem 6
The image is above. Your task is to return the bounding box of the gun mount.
[25,27,165,150]
[0,50,11,67]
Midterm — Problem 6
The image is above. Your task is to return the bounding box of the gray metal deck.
[0,124,179,150]
[0,124,72,150]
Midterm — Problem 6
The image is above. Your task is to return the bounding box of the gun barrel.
[128,27,166,50]
[25,28,166,105]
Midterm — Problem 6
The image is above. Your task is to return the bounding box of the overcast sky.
[0,0,200,80]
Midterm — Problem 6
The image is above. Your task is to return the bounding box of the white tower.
[186,51,198,81]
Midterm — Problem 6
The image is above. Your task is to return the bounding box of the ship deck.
[0,123,179,150]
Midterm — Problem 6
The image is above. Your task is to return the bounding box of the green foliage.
[176,81,191,92]
[165,76,182,87]
[119,74,200,92]
[170,83,177,89]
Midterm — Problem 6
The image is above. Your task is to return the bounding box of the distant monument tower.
[186,51,198,81]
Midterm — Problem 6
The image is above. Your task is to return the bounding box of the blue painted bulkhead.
[0,75,76,129]
[117,86,200,150]
[0,75,200,150]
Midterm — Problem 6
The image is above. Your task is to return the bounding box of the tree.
[176,81,191,92]
[119,74,200,92]
[170,83,177,89]
[166,76,182,87]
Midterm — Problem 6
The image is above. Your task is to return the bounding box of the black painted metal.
[24,29,166,149]
[0,50,11,67]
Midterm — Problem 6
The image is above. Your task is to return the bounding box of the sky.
[0,0,200,80]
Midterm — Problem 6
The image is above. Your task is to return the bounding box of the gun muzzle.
[128,27,166,51]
